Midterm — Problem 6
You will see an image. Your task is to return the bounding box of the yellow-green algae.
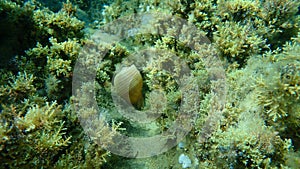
[0,0,300,168]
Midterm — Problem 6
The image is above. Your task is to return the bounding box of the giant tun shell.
[113,65,143,106]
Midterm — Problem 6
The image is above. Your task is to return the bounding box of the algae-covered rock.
[1,0,300,168]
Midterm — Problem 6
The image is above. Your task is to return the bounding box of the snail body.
[113,65,143,107]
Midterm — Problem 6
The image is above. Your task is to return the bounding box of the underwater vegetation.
[0,0,300,168]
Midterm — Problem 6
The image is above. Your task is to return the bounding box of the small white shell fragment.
[178,142,185,149]
[179,153,192,168]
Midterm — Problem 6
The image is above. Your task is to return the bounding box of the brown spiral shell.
[113,65,143,107]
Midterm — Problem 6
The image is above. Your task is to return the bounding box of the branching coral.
[260,0,300,49]
[0,0,113,168]
[199,112,291,168]
[0,72,36,103]
[0,101,71,167]
[214,21,267,66]
[253,36,300,149]
[33,6,84,42]
[216,0,261,22]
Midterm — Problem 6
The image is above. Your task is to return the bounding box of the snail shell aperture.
[113,65,143,107]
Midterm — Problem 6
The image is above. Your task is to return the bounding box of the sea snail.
[113,65,143,107]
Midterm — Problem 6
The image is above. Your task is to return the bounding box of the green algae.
[0,0,300,168]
